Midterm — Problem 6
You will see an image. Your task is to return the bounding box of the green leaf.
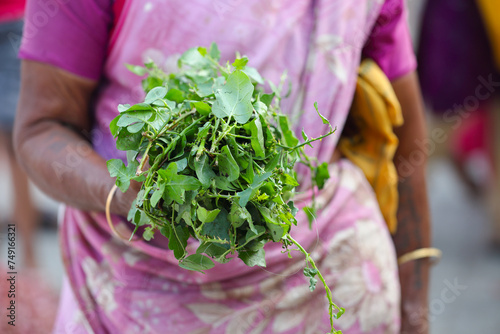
[167,224,189,259]
[243,118,265,158]
[232,57,248,70]
[107,159,138,192]
[287,201,299,216]
[118,104,131,112]
[262,117,275,149]
[117,112,153,126]
[127,121,145,133]
[243,156,254,183]
[116,127,142,151]
[144,86,167,104]
[179,254,215,273]
[176,191,197,226]
[192,101,212,115]
[212,70,254,124]
[195,78,215,97]
[150,182,165,207]
[197,206,220,224]
[137,210,150,226]
[126,64,147,76]
[197,47,207,56]
[260,93,275,108]
[281,173,299,187]
[196,242,229,262]
[313,101,330,125]
[218,145,240,182]
[258,206,287,242]
[229,202,254,231]
[179,47,212,69]
[238,248,266,267]
[244,225,266,243]
[150,107,170,131]
[135,189,145,207]
[166,88,185,103]
[303,267,318,292]
[123,103,154,112]
[197,122,211,139]
[278,115,299,147]
[237,172,272,207]
[303,206,316,229]
[213,76,225,91]
[264,154,280,173]
[194,154,216,188]
[127,199,137,221]
[142,226,155,241]
[175,158,188,172]
[158,162,202,204]
[242,66,264,84]
[314,162,330,190]
[214,176,238,191]
[110,115,120,137]
[142,76,163,92]
[253,101,267,115]
[209,42,221,61]
[168,135,187,160]
[301,129,313,148]
[200,208,230,242]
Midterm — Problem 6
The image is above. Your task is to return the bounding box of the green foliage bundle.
[107,43,344,333]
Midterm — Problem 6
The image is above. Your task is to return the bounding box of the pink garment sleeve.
[362,0,417,80]
[19,0,113,81]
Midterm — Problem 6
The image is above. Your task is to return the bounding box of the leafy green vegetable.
[179,254,215,272]
[108,43,342,333]
[212,70,254,124]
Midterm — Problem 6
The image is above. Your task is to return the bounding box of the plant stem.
[205,192,233,199]
[155,110,197,139]
[151,115,208,171]
[211,119,234,151]
[226,133,252,140]
[286,234,344,334]
[276,127,336,151]
[137,141,153,175]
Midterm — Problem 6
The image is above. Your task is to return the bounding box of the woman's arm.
[13,60,137,217]
[391,71,432,334]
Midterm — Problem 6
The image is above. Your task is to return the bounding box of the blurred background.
[1,0,500,333]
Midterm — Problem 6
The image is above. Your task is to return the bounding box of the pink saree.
[18,0,417,333]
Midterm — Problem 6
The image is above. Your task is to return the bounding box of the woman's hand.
[14,60,129,216]
[112,180,142,218]
[391,71,432,334]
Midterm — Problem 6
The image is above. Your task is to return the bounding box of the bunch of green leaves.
[107,43,343,333]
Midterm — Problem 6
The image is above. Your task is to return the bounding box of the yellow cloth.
[477,0,500,70]
[339,59,403,234]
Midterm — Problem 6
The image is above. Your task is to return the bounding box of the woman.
[14,0,431,333]
[418,0,500,243]
[0,0,40,268]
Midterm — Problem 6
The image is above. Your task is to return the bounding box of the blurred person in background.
[0,0,38,267]
[0,1,58,333]
[418,0,500,244]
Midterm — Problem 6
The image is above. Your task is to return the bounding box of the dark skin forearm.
[391,71,431,334]
[13,60,137,217]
